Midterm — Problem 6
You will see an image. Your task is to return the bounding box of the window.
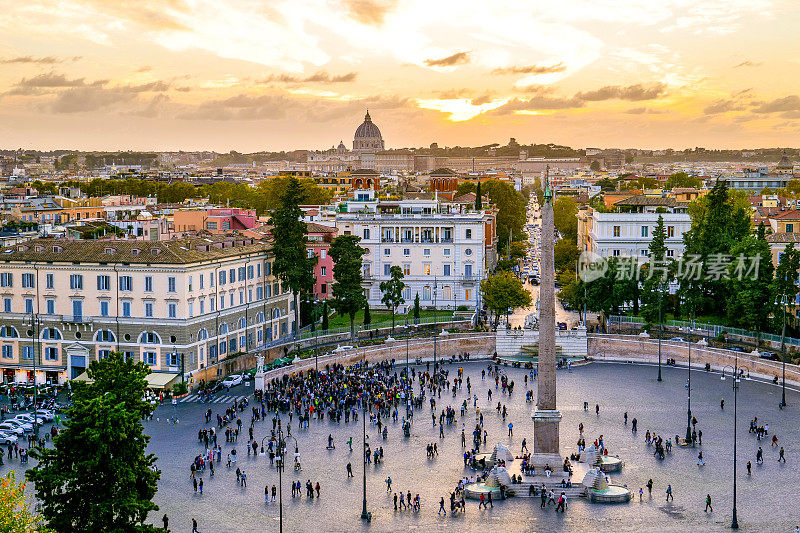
[188,276,193,291]
[3,298,10,313]
[0,273,12,287]
[95,330,115,342]
[46,299,55,315]
[199,299,205,314]
[266,262,271,276]
[321,283,327,294]
[320,250,326,260]
[0,326,18,338]
[422,286,432,300]
[46,273,54,289]
[219,295,225,309]
[145,276,153,292]
[1,345,12,359]
[44,347,58,361]
[788,223,795,233]
[219,271,226,285]
[363,228,370,240]
[21,273,34,288]
[320,266,326,277]
[256,286,263,300]
[464,248,473,256]
[444,248,451,256]
[403,264,410,276]
[122,301,131,317]
[247,265,254,279]
[443,286,452,300]
[144,302,153,317]
[144,352,157,366]
[239,267,246,281]
[465,288,473,301]
[198,328,209,341]
[167,277,176,293]
[207,221,217,230]
[424,264,431,275]
[465,264,473,277]
[188,301,194,317]
[119,276,133,291]
[423,248,430,256]
[210,298,215,312]
[229,268,235,283]
[139,331,161,344]
[443,264,451,276]
[612,249,621,257]
[70,274,83,290]
[97,275,111,291]
[465,229,472,239]
[384,264,391,276]
[239,289,244,305]
[167,352,179,366]
[168,303,177,318]
[99,349,111,360]
[403,248,410,256]
[667,226,675,238]
[219,340,227,354]
[22,346,33,360]
[384,248,390,256]
[667,249,675,258]
[199,274,204,290]
[42,328,61,340]
[25,298,33,314]
[229,292,234,306]
[641,226,648,238]
[613,226,621,237]
[72,300,83,319]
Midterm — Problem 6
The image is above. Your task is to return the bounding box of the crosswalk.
[178,394,250,404]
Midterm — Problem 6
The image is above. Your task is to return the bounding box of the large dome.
[354,110,382,139]
[353,110,385,153]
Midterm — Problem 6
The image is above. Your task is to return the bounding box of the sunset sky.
[1,0,799,152]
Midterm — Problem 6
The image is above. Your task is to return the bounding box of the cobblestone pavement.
[4,359,800,532]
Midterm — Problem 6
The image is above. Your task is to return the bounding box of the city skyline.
[1,0,799,152]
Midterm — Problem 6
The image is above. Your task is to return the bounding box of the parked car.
[333,345,354,353]
[728,346,745,353]
[14,414,44,426]
[0,422,24,435]
[668,337,685,342]
[34,409,56,422]
[221,374,243,388]
[759,351,780,361]
[0,431,18,444]
[2,419,32,433]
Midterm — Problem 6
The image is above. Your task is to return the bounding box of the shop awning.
[72,371,180,390]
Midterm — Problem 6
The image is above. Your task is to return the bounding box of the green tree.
[27,352,161,533]
[329,234,367,339]
[321,300,330,331]
[554,238,580,274]
[379,265,405,333]
[552,197,579,241]
[480,271,532,327]
[725,231,774,335]
[456,182,476,196]
[640,215,671,325]
[770,241,800,337]
[680,179,751,316]
[363,301,371,327]
[268,177,317,338]
[413,292,421,322]
[475,182,482,210]
[664,171,702,190]
[482,179,528,252]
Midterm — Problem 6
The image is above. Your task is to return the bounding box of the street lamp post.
[657,294,663,382]
[360,393,370,520]
[779,289,787,408]
[722,362,740,529]
[26,313,40,437]
[272,428,298,533]
[433,278,438,381]
[685,337,692,444]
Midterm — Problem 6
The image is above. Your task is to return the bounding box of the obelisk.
[532,167,562,463]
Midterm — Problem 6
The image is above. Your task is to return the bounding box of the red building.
[306,223,338,299]
[350,169,380,192]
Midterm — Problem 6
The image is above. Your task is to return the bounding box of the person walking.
[479,493,486,509]
[347,462,354,477]
[646,479,653,497]
[192,518,199,533]
[162,514,168,530]
[556,492,566,512]
[439,497,447,516]
[705,494,713,512]
[521,438,528,453]
[697,450,705,466]
[779,447,786,463]
[540,487,547,508]
[666,484,673,502]
[508,422,513,438]
[199,478,203,494]
[265,484,270,504]
[757,447,763,465]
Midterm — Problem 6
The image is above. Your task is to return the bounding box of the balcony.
[62,315,92,324]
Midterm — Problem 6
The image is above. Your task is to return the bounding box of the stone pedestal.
[254,355,265,391]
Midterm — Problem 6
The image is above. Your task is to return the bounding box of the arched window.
[272,308,281,319]
[138,331,161,344]
[94,330,116,343]
[197,328,208,341]
[218,323,228,335]
[238,317,246,330]
[0,326,19,338]
[42,327,62,340]
[256,312,264,323]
